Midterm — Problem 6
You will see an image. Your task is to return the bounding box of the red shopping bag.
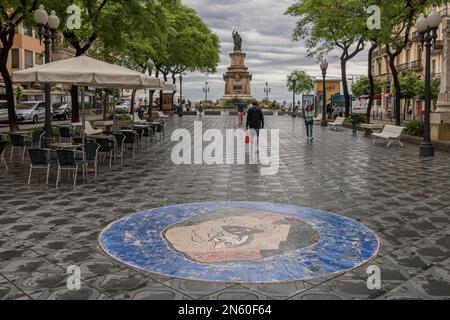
[245,130,250,144]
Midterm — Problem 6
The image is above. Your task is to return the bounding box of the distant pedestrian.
[303,105,315,142]
[246,101,264,150]
[237,102,245,124]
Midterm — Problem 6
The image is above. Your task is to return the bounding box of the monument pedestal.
[220,51,254,103]
[432,17,450,141]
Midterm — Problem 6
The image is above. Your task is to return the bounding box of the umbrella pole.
[113,94,116,135]
[81,86,86,145]
[81,86,86,181]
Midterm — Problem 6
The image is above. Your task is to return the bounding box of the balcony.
[433,40,444,52]
[373,47,387,57]
[396,60,423,72]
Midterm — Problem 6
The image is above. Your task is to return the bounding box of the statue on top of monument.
[232,30,242,52]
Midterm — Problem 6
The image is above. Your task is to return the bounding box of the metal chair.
[85,142,100,178]
[56,149,86,188]
[0,140,8,171]
[9,134,27,161]
[113,134,126,165]
[59,127,72,142]
[27,148,57,185]
[31,129,45,148]
[96,138,115,168]
[121,131,139,156]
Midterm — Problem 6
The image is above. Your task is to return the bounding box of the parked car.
[52,102,71,120]
[115,100,131,114]
[0,100,8,122]
[16,101,47,124]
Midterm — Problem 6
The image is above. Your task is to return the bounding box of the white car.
[16,101,47,124]
[0,100,8,122]
[115,100,131,114]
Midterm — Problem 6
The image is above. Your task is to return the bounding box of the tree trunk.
[148,90,154,118]
[366,43,377,124]
[0,30,19,132]
[130,89,137,115]
[389,55,402,126]
[71,85,80,123]
[341,59,351,117]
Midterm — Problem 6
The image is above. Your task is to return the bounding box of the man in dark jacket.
[246,101,264,148]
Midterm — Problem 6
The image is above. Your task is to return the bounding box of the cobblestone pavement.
[1,115,450,300]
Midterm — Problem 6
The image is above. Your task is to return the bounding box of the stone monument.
[432,16,450,141]
[220,30,254,103]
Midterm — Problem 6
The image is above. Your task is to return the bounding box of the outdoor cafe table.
[46,142,84,150]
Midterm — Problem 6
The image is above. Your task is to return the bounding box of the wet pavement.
[0,115,449,300]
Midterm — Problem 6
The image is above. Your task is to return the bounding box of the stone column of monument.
[432,16,450,141]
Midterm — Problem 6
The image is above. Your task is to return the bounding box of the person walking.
[237,102,245,124]
[303,105,315,142]
[246,101,264,150]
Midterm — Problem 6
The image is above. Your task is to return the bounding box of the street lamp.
[34,5,60,139]
[178,74,183,117]
[203,81,210,103]
[291,75,298,114]
[416,7,442,157]
[264,82,271,102]
[320,60,329,127]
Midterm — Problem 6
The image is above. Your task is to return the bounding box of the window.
[23,28,33,37]
[35,53,43,65]
[406,49,410,65]
[25,50,33,68]
[11,49,20,69]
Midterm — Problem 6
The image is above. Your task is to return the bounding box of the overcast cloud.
[181,0,368,102]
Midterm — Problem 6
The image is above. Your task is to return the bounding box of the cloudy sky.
[181,0,368,102]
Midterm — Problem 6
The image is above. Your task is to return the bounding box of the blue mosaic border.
[99,202,380,283]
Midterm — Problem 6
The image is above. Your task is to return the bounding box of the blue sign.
[99,202,380,283]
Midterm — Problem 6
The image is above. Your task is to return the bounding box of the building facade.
[371,5,448,119]
[0,24,76,102]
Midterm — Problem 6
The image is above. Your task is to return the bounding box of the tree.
[352,76,384,97]
[0,0,39,131]
[373,0,446,126]
[417,76,440,101]
[396,70,421,120]
[42,0,119,122]
[286,0,368,117]
[152,2,220,109]
[287,70,314,95]
[90,0,171,117]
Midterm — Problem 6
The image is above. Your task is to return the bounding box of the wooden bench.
[372,125,405,147]
[328,117,345,130]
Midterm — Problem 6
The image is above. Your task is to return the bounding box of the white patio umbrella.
[12,55,165,138]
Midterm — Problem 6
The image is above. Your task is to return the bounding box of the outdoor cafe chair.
[113,134,126,165]
[95,137,115,168]
[9,133,28,161]
[30,129,46,148]
[85,142,100,178]
[56,149,86,188]
[120,131,139,157]
[58,127,72,142]
[0,140,8,171]
[27,148,58,185]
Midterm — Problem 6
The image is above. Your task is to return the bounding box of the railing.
[410,60,422,71]
[433,40,444,51]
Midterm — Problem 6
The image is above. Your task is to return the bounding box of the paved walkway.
[0,115,450,300]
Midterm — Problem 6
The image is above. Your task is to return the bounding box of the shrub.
[404,120,424,137]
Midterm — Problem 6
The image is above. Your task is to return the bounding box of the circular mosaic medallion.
[99,202,380,283]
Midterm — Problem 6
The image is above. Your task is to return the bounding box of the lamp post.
[264,82,271,102]
[291,75,298,114]
[320,60,329,127]
[178,74,183,117]
[34,5,60,139]
[416,7,442,158]
[203,81,210,103]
